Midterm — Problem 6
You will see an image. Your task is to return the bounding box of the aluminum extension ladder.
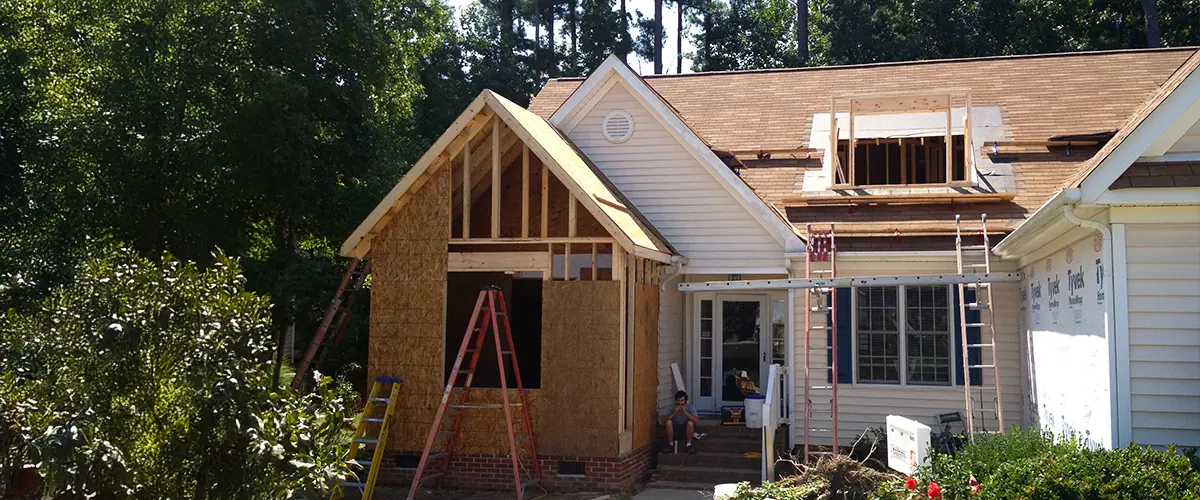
[955,214,1006,440]
[292,258,370,392]
[408,286,541,500]
[802,224,840,461]
[332,377,402,500]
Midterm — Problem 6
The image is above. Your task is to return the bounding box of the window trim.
[851,284,957,388]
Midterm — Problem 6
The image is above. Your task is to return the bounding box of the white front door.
[716,295,770,408]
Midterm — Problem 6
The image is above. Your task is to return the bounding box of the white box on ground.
[886,415,931,475]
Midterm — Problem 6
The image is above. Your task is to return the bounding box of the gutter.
[1061,195,1121,449]
[994,189,1077,259]
[658,256,689,290]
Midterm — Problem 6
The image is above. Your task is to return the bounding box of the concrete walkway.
[632,488,714,500]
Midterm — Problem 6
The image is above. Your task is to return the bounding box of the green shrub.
[878,428,1200,500]
[0,245,356,499]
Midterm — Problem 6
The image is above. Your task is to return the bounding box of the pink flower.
[971,484,981,494]
[927,482,942,498]
[969,475,978,486]
[905,477,918,490]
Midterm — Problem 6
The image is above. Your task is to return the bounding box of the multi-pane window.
[855,285,953,385]
[856,287,900,383]
[905,286,952,385]
[699,299,714,397]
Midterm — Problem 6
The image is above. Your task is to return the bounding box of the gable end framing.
[342,90,673,262]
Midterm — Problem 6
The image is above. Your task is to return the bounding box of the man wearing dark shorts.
[660,390,700,452]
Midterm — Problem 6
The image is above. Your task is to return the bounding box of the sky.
[444,0,698,75]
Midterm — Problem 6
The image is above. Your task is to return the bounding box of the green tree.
[0,0,451,383]
[0,244,355,498]
[577,0,633,72]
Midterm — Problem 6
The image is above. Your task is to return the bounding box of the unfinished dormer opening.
[836,135,967,185]
[822,90,978,188]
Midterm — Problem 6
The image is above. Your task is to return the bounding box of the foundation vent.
[602,110,634,143]
[557,460,586,476]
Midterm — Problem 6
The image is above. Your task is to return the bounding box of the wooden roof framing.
[341,90,674,261]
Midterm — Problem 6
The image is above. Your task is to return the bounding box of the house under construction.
[335,47,1200,493]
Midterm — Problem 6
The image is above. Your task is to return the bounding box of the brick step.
[651,464,760,485]
[656,451,760,469]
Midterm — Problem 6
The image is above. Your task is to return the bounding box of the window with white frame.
[856,287,900,383]
[855,285,953,385]
[905,286,952,385]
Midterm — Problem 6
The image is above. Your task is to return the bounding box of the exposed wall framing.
[829,90,975,188]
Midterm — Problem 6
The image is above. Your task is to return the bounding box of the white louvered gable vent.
[602,110,634,143]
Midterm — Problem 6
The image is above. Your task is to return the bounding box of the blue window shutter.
[826,288,853,384]
[953,287,984,386]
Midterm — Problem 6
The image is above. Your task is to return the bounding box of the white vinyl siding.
[792,258,1024,445]
[566,81,786,273]
[1124,222,1200,447]
[658,281,686,409]
[1166,120,1200,153]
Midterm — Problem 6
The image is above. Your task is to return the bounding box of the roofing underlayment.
[531,47,1199,237]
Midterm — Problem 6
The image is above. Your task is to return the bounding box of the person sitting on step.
[661,390,700,453]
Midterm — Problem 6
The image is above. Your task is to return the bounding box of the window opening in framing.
[838,136,966,186]
[444,272,542,388]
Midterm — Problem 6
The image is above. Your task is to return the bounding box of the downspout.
[658,256,688,290]
[1061,190,1120,449]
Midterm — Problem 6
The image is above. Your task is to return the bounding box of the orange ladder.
[292,258,370,392]
[407,286,541,500]
[803,224,840,461]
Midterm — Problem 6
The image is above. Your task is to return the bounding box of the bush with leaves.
[0,244,355,499]
[875,428,1200,500]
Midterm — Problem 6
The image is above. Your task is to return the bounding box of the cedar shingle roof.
[530,48,1199,237]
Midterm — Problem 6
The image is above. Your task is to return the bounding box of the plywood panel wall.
[368,166,451,453]
[537,281,623,457]
[633,284,661,450]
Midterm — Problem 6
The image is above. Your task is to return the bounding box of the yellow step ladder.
[332,377,401,500]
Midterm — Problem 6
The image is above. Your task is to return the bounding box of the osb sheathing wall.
[537,280,622,457]
[368,165,451,453]
[632,283,660,450]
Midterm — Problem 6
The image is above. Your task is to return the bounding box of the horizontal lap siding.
[567,83,784,272]
[791,259,1024,445]
[658,284,685,410]
[1124,223,1200,448]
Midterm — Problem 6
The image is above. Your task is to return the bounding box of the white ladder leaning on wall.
[803,224,839,461]
[955,214,1006,440]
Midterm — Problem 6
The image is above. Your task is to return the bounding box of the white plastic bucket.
[744,394,766,428]
[713,483,739,499]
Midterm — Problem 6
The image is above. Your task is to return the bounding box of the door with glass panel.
[696,294,786,411]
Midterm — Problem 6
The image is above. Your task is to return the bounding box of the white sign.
[886,415,931,475]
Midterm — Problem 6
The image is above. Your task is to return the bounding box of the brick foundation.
[377,445,655,493]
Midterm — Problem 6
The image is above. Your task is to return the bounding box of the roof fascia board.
[1094,186,1200,205]
[1138,152,1200,162]
[552,55,804,252]
[683,266,789,275]
[561,74,619,133]
[1015,220,1107,269]
[1109,205,1200,224]
[548,56,624,126]
[1079,70,1200,203]
[341,93,491,257]
[485,91,672,264]
[993,189,1075,259]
